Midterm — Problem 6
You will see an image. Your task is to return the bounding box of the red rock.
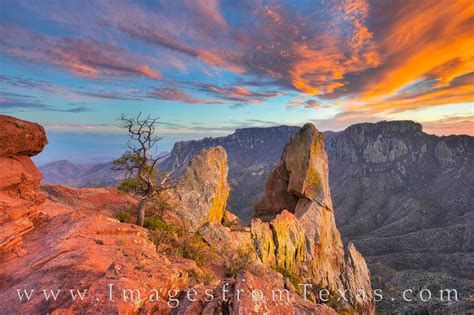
[0,115,48,157]
[0,116,47,251]
[0,188,198,314]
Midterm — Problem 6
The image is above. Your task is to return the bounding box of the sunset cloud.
[0,26,161,80]
[1,0,472,136]
[192,83,283,104]
[421,115,474,136]
[149,87,222,104]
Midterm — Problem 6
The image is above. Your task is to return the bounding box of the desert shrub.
[115,211,132,223]
[147,222,214,267]
[178,234,214,267]
[144,215,173,232]
[276,266,304,291]
[146,191,176,217]
[224,245,256,278]
[185,268,217,286]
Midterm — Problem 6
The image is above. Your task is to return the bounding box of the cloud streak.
[0,26,161,80]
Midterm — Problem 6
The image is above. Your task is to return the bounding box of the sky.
[0,0,473,164]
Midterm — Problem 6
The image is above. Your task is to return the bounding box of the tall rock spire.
[251,123,374,314]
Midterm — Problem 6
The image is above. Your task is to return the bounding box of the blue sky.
[1,0,472,164]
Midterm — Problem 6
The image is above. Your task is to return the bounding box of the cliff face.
[0,115,48,251]
[155,121,473,312]
[251,123,374,314]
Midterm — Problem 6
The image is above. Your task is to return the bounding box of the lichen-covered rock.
[251,218,276,268]
[270,210,306,274]
[164,146,230,231]
[0,116,47,251]
[251,123,374,314]
[222,209,239,226]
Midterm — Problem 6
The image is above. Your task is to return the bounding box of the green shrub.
[178,234,214,267]
[115,211,132,223]
[224,245,255,278]
[144,215,173,231]
[276,266,304,290]
[147,222,214,267]
[185,268,217,286]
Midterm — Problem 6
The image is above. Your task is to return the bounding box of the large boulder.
[251,123,374,314]
[0,115,48,157]
[0,115,48,251]
[162,146,230,231]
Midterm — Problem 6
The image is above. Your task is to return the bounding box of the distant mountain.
[325,121,473,311]
[39,160,124,188]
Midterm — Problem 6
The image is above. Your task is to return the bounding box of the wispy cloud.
[148,87,223,104]
[0,98,93,113]
[421,115,474,136]
[0,26,161,80]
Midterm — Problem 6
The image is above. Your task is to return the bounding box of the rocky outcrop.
[0,115,48,251]
[251,123,374,314]
[0,115,48,157]
[162,146,230,231]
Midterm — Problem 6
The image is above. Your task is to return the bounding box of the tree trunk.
[137,197,148,226]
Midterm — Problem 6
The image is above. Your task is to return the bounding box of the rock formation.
[0,115,48,251]
[251,123,374,314]
[161,146,230,231]
[42,120,474,312]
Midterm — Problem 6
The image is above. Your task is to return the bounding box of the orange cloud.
[360,0,473,101]
[348,75,474,114]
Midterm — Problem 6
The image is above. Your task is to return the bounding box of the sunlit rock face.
[162,146,230,231]
[0,115,48,251]
[159,126,301,224]
[251,123,374,314]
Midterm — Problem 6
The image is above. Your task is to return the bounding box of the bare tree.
[113,113,179,226]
